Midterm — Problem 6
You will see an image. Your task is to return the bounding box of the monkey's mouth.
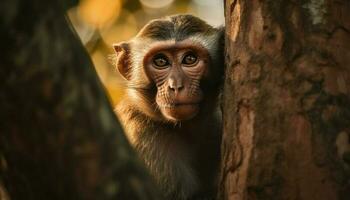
[159,103,199,108]
[158,102,200,121]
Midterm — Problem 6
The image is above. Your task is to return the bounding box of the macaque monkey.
[113,14,224,200]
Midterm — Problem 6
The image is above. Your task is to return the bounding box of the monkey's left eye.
[153,54,169,68]
[182,53,198,66]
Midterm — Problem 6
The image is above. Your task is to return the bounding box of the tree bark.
[0,1,159,199]
[220,0,350,199]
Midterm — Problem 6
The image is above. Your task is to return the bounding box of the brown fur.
[113,14,224,200]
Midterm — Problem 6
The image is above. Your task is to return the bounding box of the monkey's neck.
[115,95,221,199]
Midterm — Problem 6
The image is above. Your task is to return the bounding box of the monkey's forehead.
[136,14,217,41]
[130,32,220,53]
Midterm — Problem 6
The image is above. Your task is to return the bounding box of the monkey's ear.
[113,42,132,80]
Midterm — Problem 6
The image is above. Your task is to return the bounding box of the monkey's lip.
[160,103,199,108]
[159,102,200,121]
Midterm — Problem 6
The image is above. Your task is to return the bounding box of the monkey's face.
[113,14,223,122]
[143,41,210,121]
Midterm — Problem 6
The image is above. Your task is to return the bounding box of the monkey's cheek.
[161,105,199,121]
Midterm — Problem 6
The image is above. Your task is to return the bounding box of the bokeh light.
[140,0,175,9]
[100,10,138,45]
[191,0,224,26]
[78,0,122,28]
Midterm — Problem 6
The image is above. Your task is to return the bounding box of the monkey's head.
[113,14,224,122]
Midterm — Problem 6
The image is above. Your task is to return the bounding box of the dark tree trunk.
[220,0,350,199]
[0,1,159,199]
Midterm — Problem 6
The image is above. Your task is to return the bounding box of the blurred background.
[68,0,224,105]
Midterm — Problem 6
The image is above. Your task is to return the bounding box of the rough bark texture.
[0,0,159,199]
[220,0,350,199]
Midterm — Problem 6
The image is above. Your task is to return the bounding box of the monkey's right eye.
[153,54,169,68]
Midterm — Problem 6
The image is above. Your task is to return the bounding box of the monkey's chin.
[160,103,199,121]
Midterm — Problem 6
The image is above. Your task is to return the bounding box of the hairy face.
[113,14,223,122]
[143,40,210,121]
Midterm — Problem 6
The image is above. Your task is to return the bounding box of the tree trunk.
[0,1,159,199]
[220,0,350,199]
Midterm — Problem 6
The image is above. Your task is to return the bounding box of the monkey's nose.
[169,84,184,93]
[168,78,184,94]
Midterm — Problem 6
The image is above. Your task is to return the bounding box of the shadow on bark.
[0,1,160,199]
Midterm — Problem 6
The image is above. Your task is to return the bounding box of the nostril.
[168,85,184,92]
[169,86,175,91]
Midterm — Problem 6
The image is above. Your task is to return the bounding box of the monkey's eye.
[182,53,198,66]
[153,54,169,68]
